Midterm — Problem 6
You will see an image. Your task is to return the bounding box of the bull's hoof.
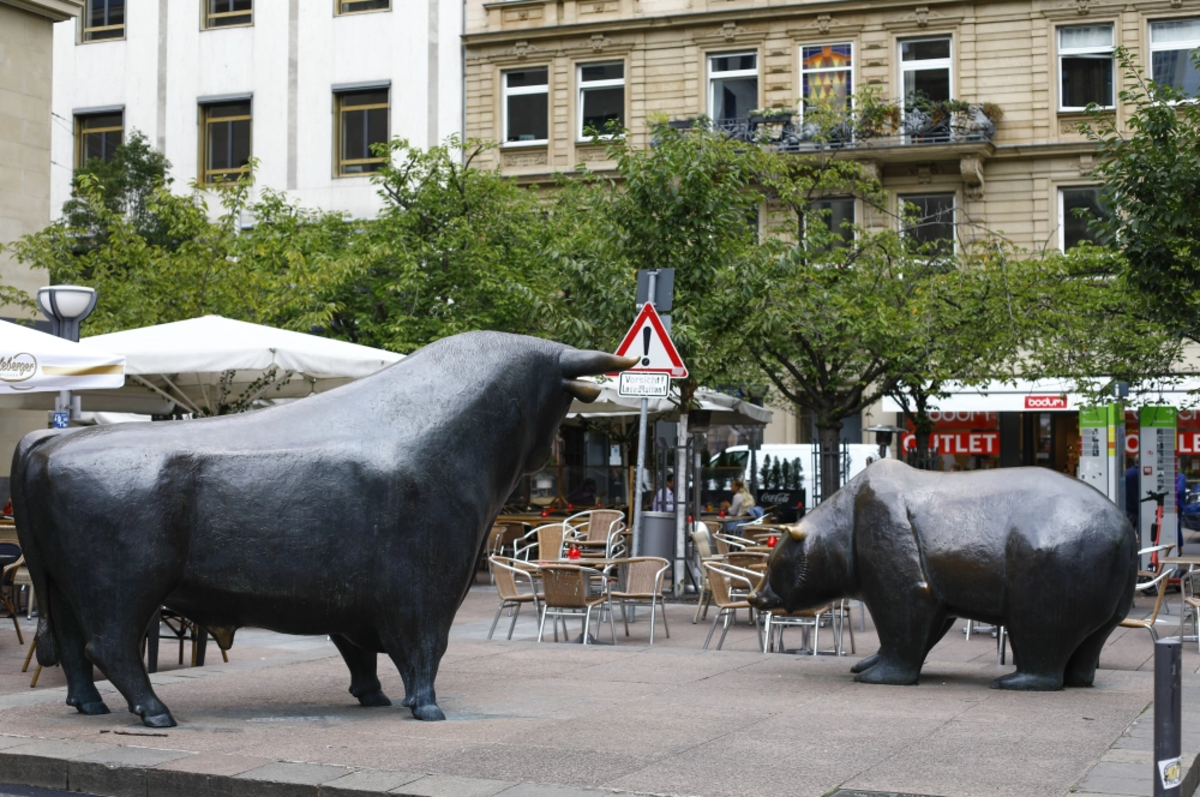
[400,695,413,707]
[410,703,445,721]
[72,700,110,716]
[356,689,392,708]
[141,711,177,728]
[991,672,1062,691]
[849,653,880,674]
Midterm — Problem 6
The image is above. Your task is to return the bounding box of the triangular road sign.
[608,303,688,378]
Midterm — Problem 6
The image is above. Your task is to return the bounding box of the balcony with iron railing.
[667,99,1002,157]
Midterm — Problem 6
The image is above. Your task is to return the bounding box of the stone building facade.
[0,0,84,499]
[463,0,1198,446]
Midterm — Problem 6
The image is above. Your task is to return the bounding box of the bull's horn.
[788,525,807,541]
[564,380,603,403]
[561,349,639,378]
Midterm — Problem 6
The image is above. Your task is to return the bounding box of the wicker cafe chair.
[1120,567,1174,641]
[514,524,569,562]
[1,549,25,645]
[484,523,529,584]
[537,564,617,645]
[487,556,544,640]
[610,557,671,644]
[712,532,750,554]
[701,562,763,651]
[762,603,836,655]
[690,525,723,624]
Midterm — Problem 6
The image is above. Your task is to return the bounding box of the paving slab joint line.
[1072,703,1200,797]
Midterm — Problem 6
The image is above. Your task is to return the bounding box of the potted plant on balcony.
[854,89,901,139]
[748,107,794,140]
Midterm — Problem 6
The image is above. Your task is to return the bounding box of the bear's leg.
[850,617,953,675]
[991,620,1077,691]
[1063,617,1121,688]
[855,599,948,686]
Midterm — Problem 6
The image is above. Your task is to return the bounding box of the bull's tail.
[11,429,63,667]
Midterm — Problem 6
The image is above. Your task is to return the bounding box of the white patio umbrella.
[80,315,404,416]
[0,320,125,395]
[567,381,773,426]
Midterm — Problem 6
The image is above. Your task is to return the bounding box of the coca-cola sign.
[1024,395,1068,410]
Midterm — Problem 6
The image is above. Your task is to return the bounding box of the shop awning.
[881,378,1200,414]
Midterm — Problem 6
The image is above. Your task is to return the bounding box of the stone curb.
[0,736,646,797]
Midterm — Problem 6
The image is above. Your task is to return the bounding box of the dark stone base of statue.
[12,332,635,727]
[750,459,1137,690]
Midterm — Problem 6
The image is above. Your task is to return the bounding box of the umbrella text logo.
[0,353,37,383]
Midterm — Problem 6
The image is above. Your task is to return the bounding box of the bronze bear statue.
[751,459,1137,690]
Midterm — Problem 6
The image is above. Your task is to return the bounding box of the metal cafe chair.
[537,564,617,645]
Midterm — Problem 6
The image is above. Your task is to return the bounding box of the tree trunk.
[816,420,843,503]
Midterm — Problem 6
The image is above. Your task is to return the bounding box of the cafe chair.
[537,564,617,645]
[761,603,836,655]
[1120,567,1174,641]
[701,562,763,651]
[566,509,624,550]
[725,551,769,572]
[2,549,26,645]
[690,526,723,624]
[712,532,750,555]
[514,524,569,562]
[609,557,671,645]
[487,556,544,641]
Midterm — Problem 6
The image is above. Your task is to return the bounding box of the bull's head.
[516,347,638,476]
[749,524,811,612]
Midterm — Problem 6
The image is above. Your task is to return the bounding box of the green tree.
[6,164,359,336]
[326,137,563,352]
[1085,48,1200,341]
[61,130,175,253]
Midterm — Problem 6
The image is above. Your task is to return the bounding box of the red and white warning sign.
[608,303,688,378]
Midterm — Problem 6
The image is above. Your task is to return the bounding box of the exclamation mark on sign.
[641,327,652,366]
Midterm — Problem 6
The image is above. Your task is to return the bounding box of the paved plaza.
[0,567,1199,797]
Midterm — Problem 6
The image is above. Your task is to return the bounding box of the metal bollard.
[1155,637,1182,796]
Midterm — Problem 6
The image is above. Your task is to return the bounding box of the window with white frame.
[578,62,624,139]
[900,37,952,108]
[709,53,758,123]
[807,198,856,249]
[900,193,955,256]
[1150,19,1200,97]
[1059,186,1111,251]
[503,67,549,145]
[1058,25,1115,110]
[801,44,853,114]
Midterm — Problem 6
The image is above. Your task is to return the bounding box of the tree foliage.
[1085,48,1200,341]
[6,163,359,335]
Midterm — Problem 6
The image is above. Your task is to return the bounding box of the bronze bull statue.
[13,331,636,726]
[750,459,1137,690]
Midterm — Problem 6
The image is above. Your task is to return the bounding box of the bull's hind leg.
[379,615,448,721]
[331,632,391,707]
[46,580,108,715]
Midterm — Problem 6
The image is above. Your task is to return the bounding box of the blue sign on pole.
[52,412,69,429]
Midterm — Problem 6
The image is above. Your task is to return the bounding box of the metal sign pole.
[630,270,658,557]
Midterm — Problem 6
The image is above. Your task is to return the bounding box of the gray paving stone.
[319,769,426,796]
[68,746,194,797]
[146,752,276,797]
[233,762,353,797]
[494,786,613,797]
[0,740,114,790]
[0,737,32,752]
[392,775,517,797]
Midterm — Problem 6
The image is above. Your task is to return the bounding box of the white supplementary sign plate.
[619,371,670,398]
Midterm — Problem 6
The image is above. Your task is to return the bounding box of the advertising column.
[1139,407,1178,557]
[1079,403,1124,508]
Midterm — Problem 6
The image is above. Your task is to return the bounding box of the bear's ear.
[788,524,806,542]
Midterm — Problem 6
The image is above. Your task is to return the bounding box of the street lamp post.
[37,285,98,424]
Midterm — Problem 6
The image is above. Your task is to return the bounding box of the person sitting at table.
[720,478,756,518]
[652,473,675,512]
[566,478,598,507]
